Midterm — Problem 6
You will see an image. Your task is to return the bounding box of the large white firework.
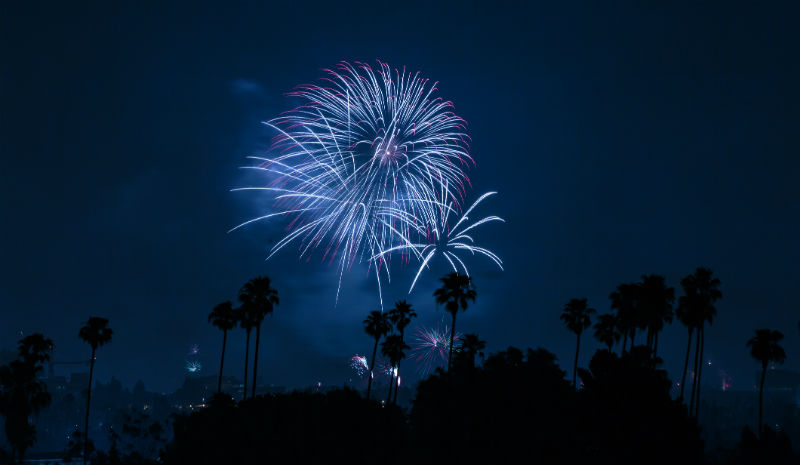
[232,61,499,302]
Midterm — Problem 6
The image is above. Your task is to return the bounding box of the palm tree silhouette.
[236,305,256,401]
[363,310,391,401]
[638,275,674,357]
[747,329,786,436]
[561,298,596,389]
[381,334,409,404]
[434,273,476,371]
[610,283,640,351]
[388,300,417,404]
[78,317,112,465]
[238,276,279,398]
[593,314,621,351]
[681,268,721,417]
[208,301,236,394]
[458,333,486,368]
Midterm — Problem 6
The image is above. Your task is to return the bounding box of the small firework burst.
[185,360,202,374]
[189,344,200,356]
[410,323,462,375]
[349,355,369,378]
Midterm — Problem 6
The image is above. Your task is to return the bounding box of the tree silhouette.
[610,282,641,351]
[380,334,409,404]
[388,300,416,404]
[208,301,236,394]
[560,298,596,389]
[456,333,486,370]
[593,313,621,351]
[679,268,721,417]
[238,276,279,398]
[363,310,391,401]
[433,273,476,371]
[0,334,53,463]
[747,329,786,436]
[638,274,674,357]
[78,317,113,464]
[235,305,256,401]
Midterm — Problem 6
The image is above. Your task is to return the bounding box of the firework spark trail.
[373,191,505,293]
[349,354,369,378]
[410,324,462,375]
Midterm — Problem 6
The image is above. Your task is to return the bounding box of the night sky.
[2,2,798,394]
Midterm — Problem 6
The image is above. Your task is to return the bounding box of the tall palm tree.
[78,317,112,465]
[638,274,674,357]
[434,273,476,371]
[381,334,409,404]
[208,301,236,394]
[747,329,786,435]
[238,276,279,399]
[682,268,722,417]
[609,282,640,352]
[675,289,699,403]
[236,305,256,401]
[593,314,621,352]
[388,300,417,404]
[363,310,391,400]
[560,298,596,389]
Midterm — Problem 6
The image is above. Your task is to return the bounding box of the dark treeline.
[1,269,797,464]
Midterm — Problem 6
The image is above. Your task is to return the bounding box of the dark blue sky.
[1,2,798,393]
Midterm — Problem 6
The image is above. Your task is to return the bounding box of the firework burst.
[232,61,502,303]
[410,323,462,375]
[349,354,369,378]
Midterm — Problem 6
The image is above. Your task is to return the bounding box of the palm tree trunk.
[630,329,636,347]
[252,324,261,399]
[689,327,701,414]
[695,328,705,418]
[242,329,251,401]
[393,360,401,405]
[386,369,394,404]
[448,312,457,371]
[367,337,379,400]
[653,331,659,358]
[573,332,581,389]
[84,347,96,465]
[218,329,227,394]
[759,361,767,436]
[622,332,628,353]
[679,327,693,402]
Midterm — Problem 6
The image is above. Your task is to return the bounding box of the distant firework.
[410,323,462,375]
[185,360,202,373]
[232,61,503,304]
[349,355,369,378]
[188,344,200,356]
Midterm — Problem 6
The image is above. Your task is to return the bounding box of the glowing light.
[189,344,200,356]
[185,360,202,373]
[349,354,369,378]
[410,323,462,375]
[231,61,502,305]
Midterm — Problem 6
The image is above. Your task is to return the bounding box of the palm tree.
[381,334,409,404]
[208,301,236,394]
[238,276,279,399]
[458,333,486,369]
[363,310,391,400]
[638,274,674,357]
[682,268,722,417]
[388,300,417,404]
[78,317,112,465]
[675,289,699,403]
[593,314,621,351]
[560,298,596,389]
[434,273,477,371]
[747,329,786,435]
[609,282,640,352]
[236,305,256,401]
